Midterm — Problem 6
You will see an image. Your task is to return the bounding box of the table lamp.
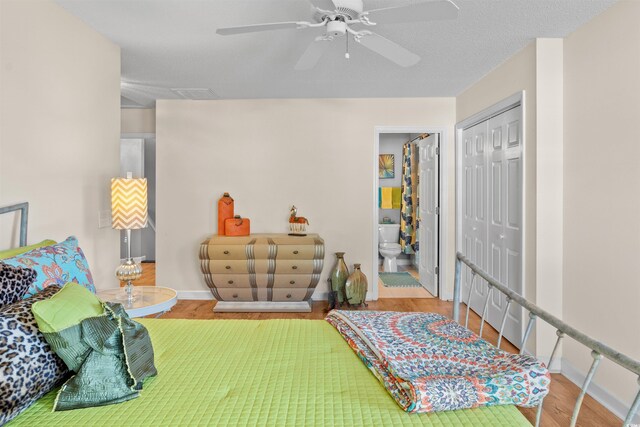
[111,173,148,303]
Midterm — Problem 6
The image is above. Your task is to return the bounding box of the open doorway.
[373,127,443,300]
[120,135,156,285]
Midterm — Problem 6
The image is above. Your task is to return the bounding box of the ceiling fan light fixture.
[327,20,347,37]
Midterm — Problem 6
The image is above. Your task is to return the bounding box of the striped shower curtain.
[400,142,419,254]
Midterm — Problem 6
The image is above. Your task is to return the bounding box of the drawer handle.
[292,266,298,270]
[232,293,238,298]
[228,280,234,285]
[286,294,292,299]
[225,266,231,270]
[289,280,295,285]
[224,250,230,255]
[293,250,299,255]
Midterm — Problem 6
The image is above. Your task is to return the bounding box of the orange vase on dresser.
[217,192,234,235]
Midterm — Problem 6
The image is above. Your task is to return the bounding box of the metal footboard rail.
[0,202,28,247]
[453,252,640,427]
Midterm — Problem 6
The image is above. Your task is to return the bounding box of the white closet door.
[486,107,523,345]
[460,122,489,314]
[418,135,439,297]
[459,106,523,347]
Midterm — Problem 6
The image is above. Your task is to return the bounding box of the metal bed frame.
[0,202,29,247]
[454,252,640,427]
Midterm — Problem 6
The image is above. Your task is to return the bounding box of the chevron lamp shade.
[111,177,148,230]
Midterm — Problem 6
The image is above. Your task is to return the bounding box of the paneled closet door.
[486,107,523,346]
[460,121,489,315]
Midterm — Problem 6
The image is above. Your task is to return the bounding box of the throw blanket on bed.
[326,310,550,413]
[43,302,157,411]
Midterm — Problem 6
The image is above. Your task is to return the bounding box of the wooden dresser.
[199,234,325,312]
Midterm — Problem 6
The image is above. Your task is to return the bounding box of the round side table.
[97,286,177,318]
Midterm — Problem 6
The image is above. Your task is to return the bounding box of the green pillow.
[0,239,56,260]
[32,282,104,333]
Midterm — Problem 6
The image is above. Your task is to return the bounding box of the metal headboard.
[453,252,640,427]
[0,202,29,247]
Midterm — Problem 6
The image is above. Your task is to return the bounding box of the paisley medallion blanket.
[325,310,550,413]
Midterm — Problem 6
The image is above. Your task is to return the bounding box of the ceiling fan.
[216,0,459,70]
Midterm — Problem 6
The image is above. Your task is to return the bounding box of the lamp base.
[116,281,139,305]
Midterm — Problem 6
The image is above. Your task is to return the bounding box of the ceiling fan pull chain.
[345,33,350,60]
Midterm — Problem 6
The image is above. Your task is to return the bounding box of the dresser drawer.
[275,244,316,260]
[272,274,312,288]
[208,260,249,274]
[274,260,315,274]
[207,245,247,260]
[272,288,307,302]
[216,288,254,301]
[210,274,252,288]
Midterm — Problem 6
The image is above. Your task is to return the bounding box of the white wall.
[0,0,121,289]
[156,98,456,298]
[563,0,640,416]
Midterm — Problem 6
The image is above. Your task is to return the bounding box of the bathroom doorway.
[373,127,444,300]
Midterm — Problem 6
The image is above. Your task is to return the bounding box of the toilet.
[378,224,402,273]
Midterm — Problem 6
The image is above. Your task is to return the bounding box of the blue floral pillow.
[1,236,95,298]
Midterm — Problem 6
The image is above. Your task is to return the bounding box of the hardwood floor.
[161,298,621,426]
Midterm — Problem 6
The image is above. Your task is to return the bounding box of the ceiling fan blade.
[307,0,336,12]
[364,0,459,24]
[356,31,420,67]
[295,37,332,70]
[217,22,304,36]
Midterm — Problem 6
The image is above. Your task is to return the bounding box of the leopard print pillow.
[0,262,37,307]
[0,285,69,425]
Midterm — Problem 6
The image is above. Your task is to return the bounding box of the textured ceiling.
[55,0,618,106]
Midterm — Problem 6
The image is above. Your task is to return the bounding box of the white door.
[460,121,490,316]
[486,107,523,345]
[458,106,523,347]
[418,134,439,296]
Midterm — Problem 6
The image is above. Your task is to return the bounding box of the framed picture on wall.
[379,154,395,179]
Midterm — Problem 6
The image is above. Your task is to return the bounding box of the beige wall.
[0,0,121,289]
[456,42,542,348]
[564,0,640,412]
[457,39,565,360]
[122,108,156,134]
[156,98,456,298]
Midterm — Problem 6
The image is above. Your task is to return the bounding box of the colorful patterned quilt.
[326,310,550,413]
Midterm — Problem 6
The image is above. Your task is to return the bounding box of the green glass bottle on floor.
[345,264,368,307]
[330,252,349,304]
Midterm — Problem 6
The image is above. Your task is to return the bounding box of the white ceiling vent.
[170,88,219,100]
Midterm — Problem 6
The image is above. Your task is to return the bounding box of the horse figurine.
[289,205,309,234]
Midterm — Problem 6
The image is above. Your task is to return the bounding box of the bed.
[8,318,530,426]
[1,202,639,426]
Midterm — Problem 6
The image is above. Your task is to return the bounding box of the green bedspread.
[9,319,531,426]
